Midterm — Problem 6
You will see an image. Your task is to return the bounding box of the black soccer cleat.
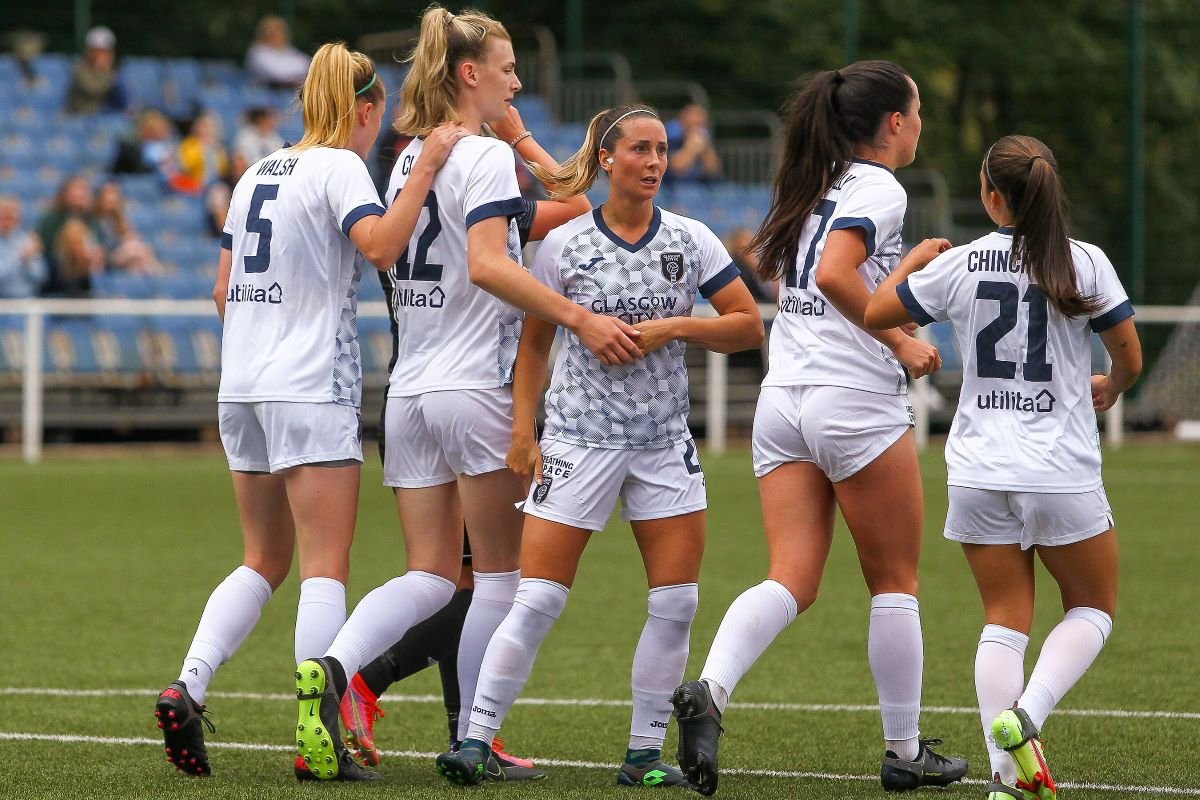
[881,738,969,792]
[294,657,379,781]
[670,680,724,795]
[155,681,215,777]
[436,739,491,786]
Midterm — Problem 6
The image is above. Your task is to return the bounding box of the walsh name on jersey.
[255,157,298,177]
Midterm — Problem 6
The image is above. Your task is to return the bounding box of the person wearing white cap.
[65,25,128,115]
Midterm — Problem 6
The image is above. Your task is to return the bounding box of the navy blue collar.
[996,226,1014,235]
[851,157,894,174]
[593,205,661,252]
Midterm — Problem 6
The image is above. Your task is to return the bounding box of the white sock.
[324,571,456,677]
[976,624,1029,783]
[1020,607,1112,730]
[295,577,346,665]
[869,593,923,761]
[630,584,698,750]
[466,578,569,747]
[178,566,272,705]
[699,579,798,714]
[455,569,520,741]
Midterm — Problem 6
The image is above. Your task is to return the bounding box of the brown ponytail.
[751,60,913,283]
[983,135,1100,318]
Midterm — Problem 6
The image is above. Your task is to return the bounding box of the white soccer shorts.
[382,386,513,488]
[219,401,362,474]
[944,485,1114,550]
[522,437,708,531]
[752,384,913,482]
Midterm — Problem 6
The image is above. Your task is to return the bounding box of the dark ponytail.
[751,60,913,283]
[984,135,1100,318]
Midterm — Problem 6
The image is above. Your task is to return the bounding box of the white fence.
[2,299,1197,463]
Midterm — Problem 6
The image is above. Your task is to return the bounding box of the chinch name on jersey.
[966,249,1020,273]
[976,388,1056,413]
[227,281,282,304]
[255,157,298,178]
[779,295,826,316]
[591,294,678,324]
[393,285,446,308]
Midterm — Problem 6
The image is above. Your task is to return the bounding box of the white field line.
[3,686,1200,721]
[1,731,1198,796]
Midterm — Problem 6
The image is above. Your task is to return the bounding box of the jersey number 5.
[244,184,279,274]
[974,281,1052,381]
[393,190,444,282]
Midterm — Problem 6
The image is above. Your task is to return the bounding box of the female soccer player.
[155,42,431,779]
[865,135,1140,800]
[434,103,764,788]
[671,60,967,795]
[294,6,641,780]
[338,104,590,779]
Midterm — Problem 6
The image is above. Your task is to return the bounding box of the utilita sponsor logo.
[976,389,1056,413]
[780,295,826,316]
[393,285,446,308]
[227,282,282,304]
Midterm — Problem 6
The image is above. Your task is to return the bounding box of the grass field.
[1,441,1198,799]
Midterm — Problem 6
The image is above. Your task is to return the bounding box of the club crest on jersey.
[660,252,684,282]
[532,477,553,504]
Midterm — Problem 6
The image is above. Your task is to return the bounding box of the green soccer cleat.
[294,658,379,782]
[618,749,691,788]
[992,708,1057,800]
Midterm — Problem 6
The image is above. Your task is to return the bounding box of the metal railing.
[7,299,1189,463]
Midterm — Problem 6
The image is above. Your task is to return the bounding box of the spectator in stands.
[726,226,777,303]
[232,106,284,166]
[8,30,46,89]
[174,113,229,195]
[665,103,721,184]
[93,181,162,274]
[0,195,47,298]
[204,150,249,238]
[245,15,310,90]
[36,176,105,295]
[112,109,179,184]
[64,26,128,115]
[51,218,105,297]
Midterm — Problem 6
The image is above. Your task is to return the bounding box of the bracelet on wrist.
[509,130,533,147]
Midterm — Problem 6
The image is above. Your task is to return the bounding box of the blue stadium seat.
[357,314,394,381]
[927,321,962,372]
[45,318,101,380]
[120,57,166,110]
[116,175,165,205]
[91,314,154,385]
[0,314,25,386]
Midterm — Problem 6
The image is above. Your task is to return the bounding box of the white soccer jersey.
[219,147,385,406]
[532,206,740,449]
[763,159,909,395]
[382,135,525,397]
[899,228,1134,492]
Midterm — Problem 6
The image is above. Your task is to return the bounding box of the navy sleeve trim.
[699,262,741,299]
[830,216,878,257]
[1089,299,1134,333]
[466,197,526,230]
[341,203,386,237]
[220,232,233,250]
[896,280,936,326]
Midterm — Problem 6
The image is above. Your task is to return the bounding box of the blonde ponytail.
[395,5,510,136]
[294,42,384,151]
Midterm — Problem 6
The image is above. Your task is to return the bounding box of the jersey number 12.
[393,189,444,282]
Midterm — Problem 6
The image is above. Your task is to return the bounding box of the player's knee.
[648,583,699,623]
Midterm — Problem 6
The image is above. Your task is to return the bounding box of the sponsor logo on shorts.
[976,389,1056,413]
[661,252,684,282]
[906,404,915,425]
[532,476,553,504]
[542,455,575,478]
